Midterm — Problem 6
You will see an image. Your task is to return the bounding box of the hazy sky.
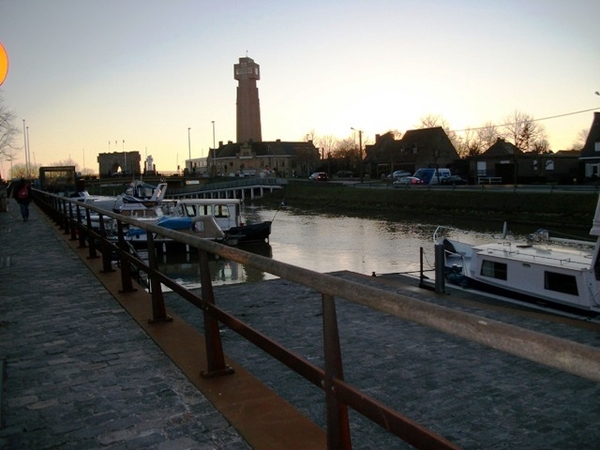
[1,0,599,174]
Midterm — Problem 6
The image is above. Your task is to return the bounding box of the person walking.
[13,177,32,221]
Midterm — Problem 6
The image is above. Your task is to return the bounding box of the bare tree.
[532,138,550,154]
[0,96,20,175]
[418,114,443,129]
[500,110,547,153]
[476,121,500,151]
[9,162,40,179]
[571,129,589,150]
[417,114,461,152]
[459,128,482,157]
[314,134,338,160]
[388,129,403,140]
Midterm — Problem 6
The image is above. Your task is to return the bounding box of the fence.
[34,189,600,449]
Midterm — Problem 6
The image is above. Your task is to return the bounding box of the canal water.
[155,204,591,288]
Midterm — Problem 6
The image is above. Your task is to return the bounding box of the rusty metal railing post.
[68,202,77,239]
[116,221,136,293]
[198,249,234,378]
[147,231,171,323]
[85,208,99,259]
[99,214,115,273]
[60,198,69,232]
[76,204,87,248]
[64,199,71,233]
[322,293,352,450]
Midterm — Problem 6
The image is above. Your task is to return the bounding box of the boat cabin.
[176,199,243,231]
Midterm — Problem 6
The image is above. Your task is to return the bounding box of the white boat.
[175,198,271,244]
[435,198,600,317]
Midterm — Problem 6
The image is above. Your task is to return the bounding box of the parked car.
[336,170,353,178]
[389,170,411,180]
[412,168,451,185]
[440,175,468,185]
[309,172,329,181]
[393,176,423,187]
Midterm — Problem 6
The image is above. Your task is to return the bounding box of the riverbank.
[255,182,598,230]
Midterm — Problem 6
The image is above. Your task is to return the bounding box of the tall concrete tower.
[234,56,262,143]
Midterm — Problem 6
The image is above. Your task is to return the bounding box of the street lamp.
[211,121,215,172]
[187,127,191,173]
[351,127,363,183]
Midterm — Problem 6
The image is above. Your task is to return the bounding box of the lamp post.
[351,127,363,183]
[211,121,216,173]
[187,127,191,173]
[22,119,30,178]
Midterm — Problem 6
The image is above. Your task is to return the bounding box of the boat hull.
[225,221,271,244]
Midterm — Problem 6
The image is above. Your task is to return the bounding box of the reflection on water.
[156,204,593,288]
[155,242,273,289]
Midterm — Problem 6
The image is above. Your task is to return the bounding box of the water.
[158,205,586,287]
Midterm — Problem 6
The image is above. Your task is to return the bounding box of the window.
[544,272,578,295]
[476,161,487,176]
[214,205,230,218]
[480,260,507,280]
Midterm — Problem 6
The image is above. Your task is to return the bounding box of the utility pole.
[351,127,363,183]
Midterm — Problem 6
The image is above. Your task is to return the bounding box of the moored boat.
[174,198,271,244]
[435,198,600,317]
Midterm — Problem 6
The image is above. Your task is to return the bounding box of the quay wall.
[256,183,599,228]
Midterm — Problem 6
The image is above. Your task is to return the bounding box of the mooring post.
[434,243,445,294]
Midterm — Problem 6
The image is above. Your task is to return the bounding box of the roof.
[481,138,523,158]
[364,127,458,164]
[580,112,600,158]
[211,140,319,159]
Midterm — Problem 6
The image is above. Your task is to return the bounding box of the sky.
[1,0,599,175]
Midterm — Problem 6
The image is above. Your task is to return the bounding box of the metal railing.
[34,189,600,450]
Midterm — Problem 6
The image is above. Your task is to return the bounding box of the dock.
[1,199,599,449]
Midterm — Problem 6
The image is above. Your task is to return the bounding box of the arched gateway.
[97,151,141,177]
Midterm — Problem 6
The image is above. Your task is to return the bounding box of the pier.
[1,195,600,449]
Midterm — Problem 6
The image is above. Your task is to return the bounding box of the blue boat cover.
[157,216,192,230]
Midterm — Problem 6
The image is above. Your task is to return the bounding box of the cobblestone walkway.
[0,200,250,449]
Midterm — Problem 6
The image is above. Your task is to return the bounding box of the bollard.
[434,243,445,294]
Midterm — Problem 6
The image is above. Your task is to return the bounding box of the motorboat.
[175,198,271,244]
[125,215,226,245]
[435,199,600,317]
[72,180,168,213]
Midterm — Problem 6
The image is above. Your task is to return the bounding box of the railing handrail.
[33,189,600,449]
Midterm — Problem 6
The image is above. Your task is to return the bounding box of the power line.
[452,106,600,133]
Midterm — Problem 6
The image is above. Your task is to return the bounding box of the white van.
[413,168,451,185]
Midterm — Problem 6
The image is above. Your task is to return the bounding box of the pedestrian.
[13,177,32,221]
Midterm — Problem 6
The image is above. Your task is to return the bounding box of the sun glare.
[0,42,8,86]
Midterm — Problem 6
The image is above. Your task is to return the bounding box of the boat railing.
[484,244,591,269]
[34,189,600,450]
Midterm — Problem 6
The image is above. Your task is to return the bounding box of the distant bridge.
[165,177,287,200]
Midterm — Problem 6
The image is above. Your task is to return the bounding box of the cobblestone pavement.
[0,200,250,449]
[163,267,600,449]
